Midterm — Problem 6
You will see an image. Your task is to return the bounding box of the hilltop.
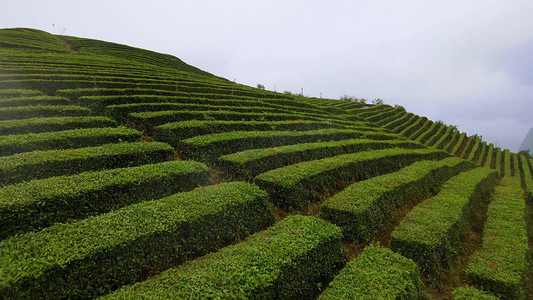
[0,28,531,299]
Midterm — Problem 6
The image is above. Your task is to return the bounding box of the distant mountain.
[519,127,533,152]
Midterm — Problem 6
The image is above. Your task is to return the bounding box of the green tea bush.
[391,168,500,275]
[0,182,273,298]
[321,157,476,242]
[220,139,422,180]
[0,105,90,120]
[105,215,346,299]
[0,160,209,238]
[319,245,424,299]
[0,127,142,156]
[255,148,448,211]
[0,116,117,135]
[0,142,174,185]
[177,129,400,164]
[465,178,529,299]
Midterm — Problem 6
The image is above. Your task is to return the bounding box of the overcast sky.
[2,0,533,151]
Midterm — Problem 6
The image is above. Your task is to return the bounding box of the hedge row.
[154,119,347,141]
[458,136,473,158]
[423,125,443,147]
[390,167,500,275]
[106,102,305,123]
[78,95,255,113]
[519,155,533,200]
[0,89,43,98]
[400,117,425,137]
[418,122,444,145]
[128,110,322,133]
[409,120,432,140]
[470,139,483,161]
[0,79,277,98]
[394,115,419,133]
[453,287,499,300]
[0,160,209,239]
[318,245,424,299]
[0,127,142,156]
[0,96,70,107]
[449,132,466,154]
[0,182,273,299]
[352,105,392,118]
[104,215,346,299]
[176,129,401,164]
[472,141,486,164]
[57,88,291,102]
[385,113,414,131]
[0,116,117,136]
[321,157,476,242]
[0,105,91,121]
[366,107,403,123]
[335,113,365,122]
[375,110,406,126]
[465,178,529,299]
[493,147,502,171]
[219,139,423,180]
[431,127,452,149]
[57,88,181,100]
[0,142,174,185]
[481,143,494,167]
[443,131,460,152]
[503,149,511,177]
[255,148,449,211]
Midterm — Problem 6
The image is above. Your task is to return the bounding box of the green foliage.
[518,149,531,159]
[0,160,210,239]
[0,127,142,156]
[105,102,304,124]
[0,116,117,135]
[0,28,68,52]
[372,98,384,105]
[390,168,500,275]
[153,119,347,141]
[0,78,278,98]
[465,178,529,299]
[256,83,265,90]
[128,110,324,133]
[503,149,512,177]
[105,215,346,299]
[321,157,476,242]
[519,155,533,200]
[0,89,43,98]
[0,142,174,185]
[471,133,483,141]
[319,245,424,299]
[255,148,449,211]
[177,129,401,165]
[0,105,90,121]
[220,139,423,180]
[0,96,70,107]
[394,104,406,111]
[366,107,403,123]
[0,182,273,298]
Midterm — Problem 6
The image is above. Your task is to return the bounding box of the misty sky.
[2,1,533,151]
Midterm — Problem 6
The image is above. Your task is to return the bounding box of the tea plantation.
[0,28,531,299]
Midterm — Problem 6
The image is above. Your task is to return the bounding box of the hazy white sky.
[2,0,533,151]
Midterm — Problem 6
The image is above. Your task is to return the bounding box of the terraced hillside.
[1,28,532,299]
